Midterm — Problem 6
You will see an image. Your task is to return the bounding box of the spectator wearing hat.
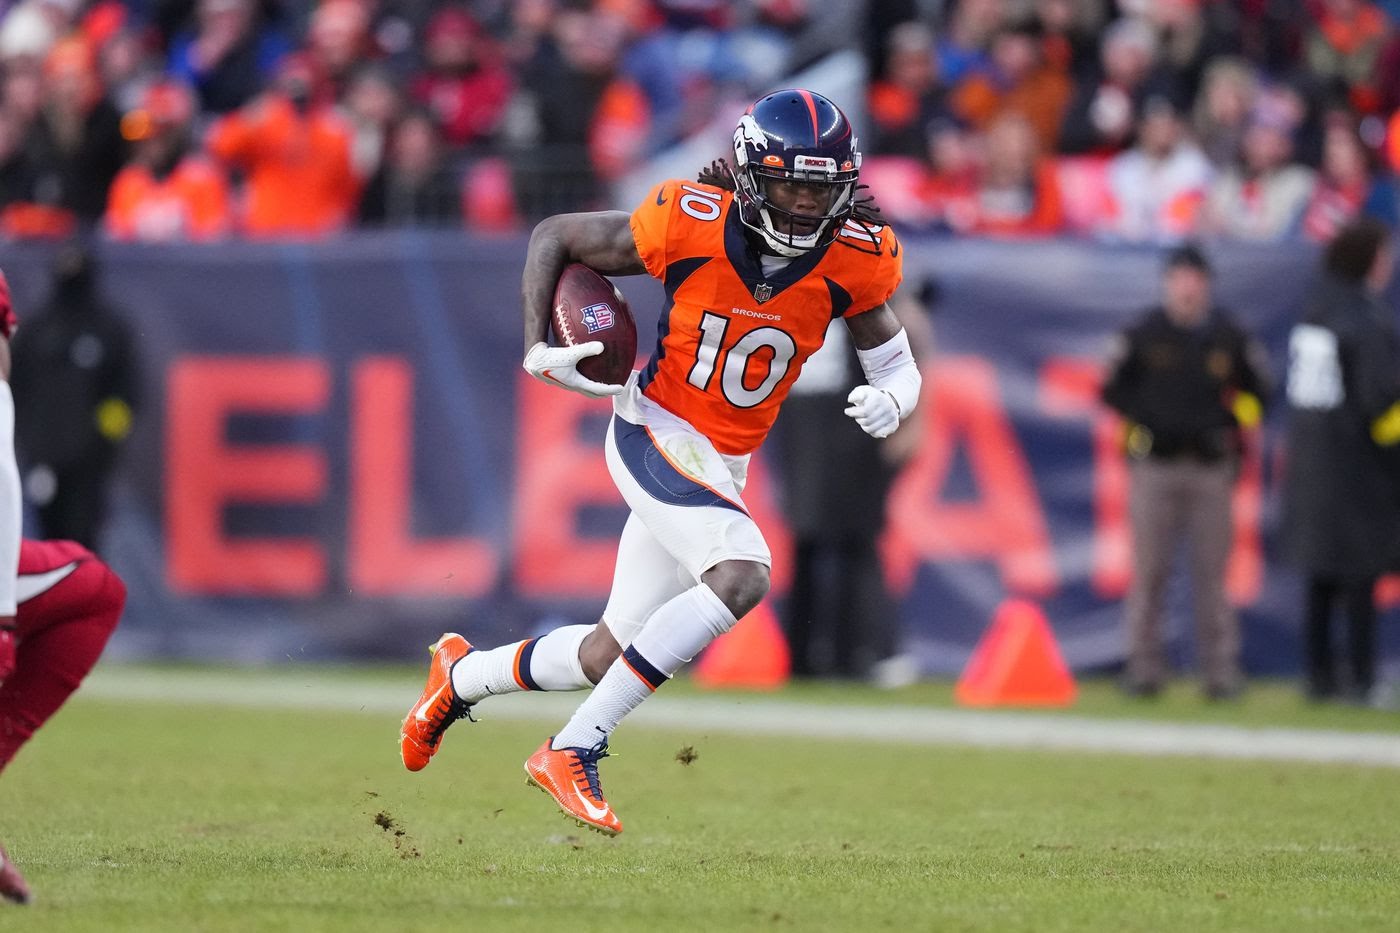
[205,54,359,238]
[0,1,59,67]
[1101,244,1271,699]
[105,79,231,241]
[1102,95,1212,244]
[1204,87,1317,240]
[410,5,513,152]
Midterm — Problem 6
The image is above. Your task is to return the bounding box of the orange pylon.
[954,598,1076,707]
[693,601,790,690]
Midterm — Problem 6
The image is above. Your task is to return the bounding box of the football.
[550,263,638,386]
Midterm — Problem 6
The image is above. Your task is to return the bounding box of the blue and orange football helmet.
[730,89,862,257]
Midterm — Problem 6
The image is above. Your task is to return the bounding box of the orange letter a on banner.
[886,356,1057,596]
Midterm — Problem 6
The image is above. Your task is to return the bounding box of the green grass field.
[3,667,1399,932]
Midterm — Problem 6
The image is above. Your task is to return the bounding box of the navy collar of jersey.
[723,202,832,302]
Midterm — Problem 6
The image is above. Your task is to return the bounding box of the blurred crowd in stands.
[864,0,1400,244]
[0,0,1398,242]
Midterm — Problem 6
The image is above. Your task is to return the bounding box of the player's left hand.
[845,385,901,439]
[0,617,15,683]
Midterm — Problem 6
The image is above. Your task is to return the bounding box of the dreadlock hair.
[695,159,890,253]
[697,159,735,191]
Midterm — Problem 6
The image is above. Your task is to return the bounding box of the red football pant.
[0,540,125,772]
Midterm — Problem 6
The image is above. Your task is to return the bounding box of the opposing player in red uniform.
[0,271,126,905]
[401,90,922,835]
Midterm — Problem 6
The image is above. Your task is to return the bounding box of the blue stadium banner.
[1,233,1394,673]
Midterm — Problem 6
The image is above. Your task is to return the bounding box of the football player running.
[0,271,127,904]
[401,90,922,836]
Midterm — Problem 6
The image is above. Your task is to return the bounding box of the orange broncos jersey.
[629,179,903,455]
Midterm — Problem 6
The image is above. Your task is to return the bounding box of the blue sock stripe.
[517,637,542,692]
[621,646,669,691]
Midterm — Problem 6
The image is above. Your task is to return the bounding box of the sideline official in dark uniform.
[10,244,138,551]
[1102,244,1270,700]
[1282,218,1400,704]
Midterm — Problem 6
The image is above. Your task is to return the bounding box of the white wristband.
[855,328,921,419]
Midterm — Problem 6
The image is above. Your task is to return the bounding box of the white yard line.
[82,666,1400,769]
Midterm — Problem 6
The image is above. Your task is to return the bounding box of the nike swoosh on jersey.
[16,562,79,604]
[655,189,667,205]
[572,784,610,821]
[890,239,899,257]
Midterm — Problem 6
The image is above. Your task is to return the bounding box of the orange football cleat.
[524,738,622,836]
[400,633,474,772]
[0,842,31,905]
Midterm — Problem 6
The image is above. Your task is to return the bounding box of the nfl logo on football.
[581,303,615,333]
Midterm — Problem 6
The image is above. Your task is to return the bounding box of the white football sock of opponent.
[551,583,736,749]
[450,624,594,703]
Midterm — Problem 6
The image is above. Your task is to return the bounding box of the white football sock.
[451,624,593,704]
[552,584,736,749]
[629,582,737,670]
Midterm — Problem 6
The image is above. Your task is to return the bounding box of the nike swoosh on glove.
[844,385,901,438]
[523,341,626,399]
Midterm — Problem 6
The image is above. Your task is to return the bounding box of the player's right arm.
[520,211,645,398]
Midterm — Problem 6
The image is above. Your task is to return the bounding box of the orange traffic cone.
[954,598,1076,707]
[693,601,790,690]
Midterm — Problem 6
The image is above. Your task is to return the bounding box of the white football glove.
[523,341,625,399]
[845,385,901,439]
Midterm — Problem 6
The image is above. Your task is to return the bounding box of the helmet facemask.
[731,132,860,256]
[736,163,857,257]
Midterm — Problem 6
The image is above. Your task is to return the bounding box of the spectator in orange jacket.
[867,21,948,157]
[973,111,1065,236]
[205,54,359,238]
[105,80,231,241]
[950,20,1072,154]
